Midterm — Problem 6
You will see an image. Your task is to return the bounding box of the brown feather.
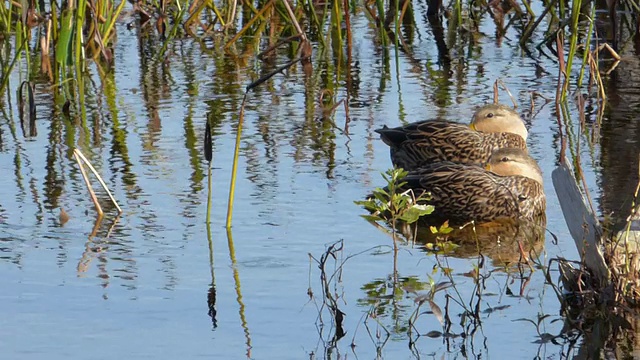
[399,162,546,225]
[376,120,527,170]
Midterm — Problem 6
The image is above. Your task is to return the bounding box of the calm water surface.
[1,2,635,359]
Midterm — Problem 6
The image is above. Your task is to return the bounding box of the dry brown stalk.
[74,148,123,214]
[281,0,306,42]
[73,150,104,217]
[497,79,517,108]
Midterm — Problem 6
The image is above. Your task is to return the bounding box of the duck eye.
[486,113,494,118]
[501,157,509,162]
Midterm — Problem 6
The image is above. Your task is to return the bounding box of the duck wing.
[376,121,528,170]
[401,163,543,224]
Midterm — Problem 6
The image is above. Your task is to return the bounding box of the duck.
[397,148,545,225]
[375,104,528,171]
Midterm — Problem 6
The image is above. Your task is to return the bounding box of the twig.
[74,148,123,213]
[596,42,621,61]
[73,150,103,217]
[497,80,518,108]
[257,34,303,60]
[246,58,302,92]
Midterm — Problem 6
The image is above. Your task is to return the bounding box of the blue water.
[0,2,620,359]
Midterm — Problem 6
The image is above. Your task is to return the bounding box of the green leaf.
[361,214,383,222]
[439,226,453,234]
[437,241,459,252]
[398,204,434,224]
[56,9,74,66]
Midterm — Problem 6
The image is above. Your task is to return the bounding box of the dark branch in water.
[246,58,303,92]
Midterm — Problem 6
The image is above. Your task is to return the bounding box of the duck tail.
[374,125,408,147]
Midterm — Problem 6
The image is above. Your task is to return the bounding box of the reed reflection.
[206,222,217,329]
[600,55,640,232]
[226,227,252,358]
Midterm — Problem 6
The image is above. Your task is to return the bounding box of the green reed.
[205,120,213,223]
[561,0,583,101]
[577,2,595,89]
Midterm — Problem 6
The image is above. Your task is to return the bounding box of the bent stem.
[73,149,103,217]
[74,148,122,214]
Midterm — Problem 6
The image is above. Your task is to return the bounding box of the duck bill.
[469,123,477,131]
[485,164,492,171]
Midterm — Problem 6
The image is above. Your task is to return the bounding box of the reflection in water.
[354,251,538,358]
[345,216,545,355]
[358,275,429,335]
[77,216,114,274]
[411,217,546,267]
[600,56,640,232]
[226,228,252,358]
[371,216,547,268]
[2,0,640,356]
[206,222,217,329]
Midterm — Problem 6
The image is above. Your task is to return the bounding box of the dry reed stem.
[73,150,104,217]
[73,148,122,213]
[596,42,621,61]
[344,0,353,59]
[586,51,607,124]
[497,79,517,108]
[281,0,307,42]
[224,0,275,50]
[225,0,237,30]
[519,0,555,45]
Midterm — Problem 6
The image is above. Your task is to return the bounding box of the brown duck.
[375,104,528,170]
[399,148,545,225]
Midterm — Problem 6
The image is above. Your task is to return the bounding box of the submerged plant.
[355,168,434,226]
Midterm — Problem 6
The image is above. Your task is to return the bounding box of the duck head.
[485,148,543,184]
[469,104,528,141]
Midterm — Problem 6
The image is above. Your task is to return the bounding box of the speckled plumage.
[376,120,527,170]
[400,162,546,225]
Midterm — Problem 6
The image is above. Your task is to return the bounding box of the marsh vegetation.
[1,0,640,357]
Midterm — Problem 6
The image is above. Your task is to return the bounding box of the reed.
[73,149,104,217]
[225,93,246,229]
[205,120,213,223]
[73,148,123,215]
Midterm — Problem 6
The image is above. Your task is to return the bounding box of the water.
[0,2,636,359]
